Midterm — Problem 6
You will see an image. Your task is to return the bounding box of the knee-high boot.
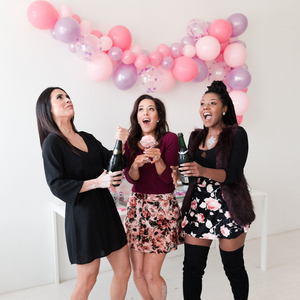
[220,246,249,300]
[183,243,210,300]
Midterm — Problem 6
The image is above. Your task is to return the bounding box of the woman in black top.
[36,87,131,300]
[173,81,255,300]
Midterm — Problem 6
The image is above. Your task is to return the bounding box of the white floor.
[1,229,300,300]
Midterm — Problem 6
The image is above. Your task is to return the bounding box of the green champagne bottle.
[178,133,197,185]
[107,140,123,187]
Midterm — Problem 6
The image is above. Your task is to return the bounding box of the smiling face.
[50,89,74,121]
[200,92,227,129]
[137,98,159,137]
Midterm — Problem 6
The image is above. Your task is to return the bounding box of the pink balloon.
[58,6,72,18]
[108,25,132,51]
[172,56,198,82]
[229,90,250,115]
[99,36,113,51]
[156,44,170,58]
[148,51,162,66]
[91,30,103,39]
[215,52,224,62]
[86,53,113,82]
[72,14,81,24]
[130,44,143,56]
[134,54,149,69]
[157,66,175,93]
[195,36,220,61]
[236,115,243,125]
[182,45,196,57]
[27,1,58,30]
[220,40,229,52]
[80,21,93,36]
[122,50,135,64]
[209,19,232,44]
[223,43,247,68]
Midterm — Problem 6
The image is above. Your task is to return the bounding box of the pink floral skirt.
[124,192,183,254]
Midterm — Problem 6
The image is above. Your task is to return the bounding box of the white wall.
[0,0,299,294]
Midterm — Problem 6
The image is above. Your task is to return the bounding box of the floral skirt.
[124,192,183,254]
[182,178,249,240]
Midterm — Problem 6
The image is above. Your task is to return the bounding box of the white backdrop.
[0,0,299,294]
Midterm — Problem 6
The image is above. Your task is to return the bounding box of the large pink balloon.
[107,25,132,51]
[172,56,198,82]
[223,43,247,68]
[157,66,175,93]
[27,1,58,30]
[208,19,232,44]
[236,115,243,125]
[195,36,220,61]
[229,90,250,115]
[86,53,113,82]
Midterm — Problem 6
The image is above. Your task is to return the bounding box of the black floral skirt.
[182,178,249,240]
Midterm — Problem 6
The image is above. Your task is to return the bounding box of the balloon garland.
[27,1,251,123]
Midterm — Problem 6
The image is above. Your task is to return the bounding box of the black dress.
[42,131,127,264]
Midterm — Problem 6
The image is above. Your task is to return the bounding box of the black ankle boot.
[220,246,249,300]
[183,243,210,300]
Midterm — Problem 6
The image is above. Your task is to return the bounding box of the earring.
[223,112,226,116]
[157,120,159,123]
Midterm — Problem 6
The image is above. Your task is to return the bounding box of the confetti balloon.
[75,34,102,61]
[187,18,209,41]
[208,61,231,82]
[138,67,163,94]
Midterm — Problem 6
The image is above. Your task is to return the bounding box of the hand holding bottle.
[115,126,129,144]
[179,161,203,178]
[96,170,123,188]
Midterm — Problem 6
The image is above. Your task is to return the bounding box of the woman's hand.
[96,169,123,188]
[131,154,150,170]
[144,148,161,164]
[170,166,180,187]
[115,126,129,144]
[179,162,203,177]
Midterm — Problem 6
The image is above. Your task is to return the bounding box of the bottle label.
[178,150,188,155]
[113,149,122,155]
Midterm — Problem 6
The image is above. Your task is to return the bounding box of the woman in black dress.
[173,81,255,300]
[36,87,131,300]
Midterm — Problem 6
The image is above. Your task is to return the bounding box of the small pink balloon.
[220,40,229,52]
[229,90,250,115]
[157,66,175,93]
[130,44,143,56]
[134,54,149,69]
[215,52,224,62]
[156,44,170,58]
[91,30,103,39]
[72,14,81,24]
[80,21,93,36]
[172,56,198,82]
[58,6,72,18]
[209,19,232,44]
[223,43,247,68]
[108,25,132,51]
[99,36,113,51]
[122,50,135,64]
[195,36,220,61]
[182,45,196,57]
[148,51,162,66]
[86,53,113,82]
[236,115,243,125]
[27,1,58,30]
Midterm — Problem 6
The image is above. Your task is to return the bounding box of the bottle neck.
[113,140,122,154]
[178,136,187,151]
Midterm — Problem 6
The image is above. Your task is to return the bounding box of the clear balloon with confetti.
[138,66,163,94]
[75,34,102,61]
[187,18,209,41]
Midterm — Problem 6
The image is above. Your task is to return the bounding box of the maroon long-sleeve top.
[124,132,179,194]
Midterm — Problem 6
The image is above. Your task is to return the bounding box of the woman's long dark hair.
[127,94,169,160]
[36,87,79,154]
[202,80,238,147]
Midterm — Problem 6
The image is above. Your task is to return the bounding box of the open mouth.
[142,118,150,124]
[203,113,212,120]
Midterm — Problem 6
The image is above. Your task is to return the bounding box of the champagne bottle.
[178,133,197,185]
[107,140,123,187]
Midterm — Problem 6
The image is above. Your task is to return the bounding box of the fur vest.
[181,124,255,226]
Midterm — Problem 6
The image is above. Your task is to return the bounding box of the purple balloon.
[50,27,57,40]
[170,42,182,58]
[227,13,248,37]
[54,17,80,43]
[68,40,77,53]
[232,40,246,48]
[161,56,174,70]
[142,50,150,57]
[108,47,123,61]
[192,57,208,83]
[227,67,251,90]
[113,63,138,90]
[181,36,195,47]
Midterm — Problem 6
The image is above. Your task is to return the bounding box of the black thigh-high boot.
[183,243,210,300]
[220,246,249,300]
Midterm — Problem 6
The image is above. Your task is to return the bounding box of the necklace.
[206,136,216,150]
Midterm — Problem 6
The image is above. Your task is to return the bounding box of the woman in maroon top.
[124,94,181,300]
